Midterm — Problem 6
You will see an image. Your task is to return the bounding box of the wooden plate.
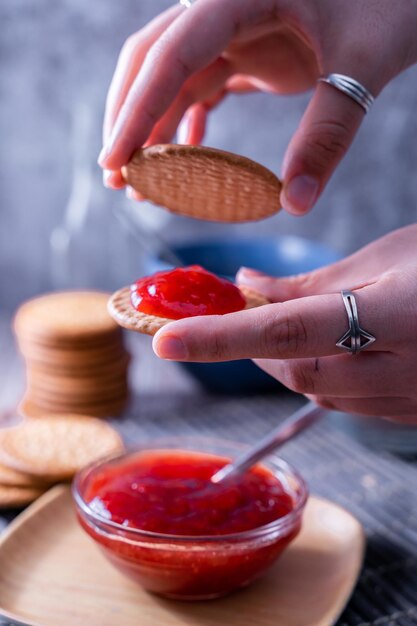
[0,487,364,626]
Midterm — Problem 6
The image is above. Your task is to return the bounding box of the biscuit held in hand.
[108,284,269,336]
[122,144,281,223]
[151,226,417,422]
[108,266,269,335]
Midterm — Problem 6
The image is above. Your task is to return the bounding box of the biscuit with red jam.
[108,284,269,336]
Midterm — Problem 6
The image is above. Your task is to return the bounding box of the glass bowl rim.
[72,436,308,543]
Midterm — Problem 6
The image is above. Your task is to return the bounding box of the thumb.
[280,80,368,215]
[236,267,301,302]
[236,254,370,302]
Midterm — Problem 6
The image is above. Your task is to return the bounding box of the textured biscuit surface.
[108,285,270,336]
[0,416,124,480]
[14,291,120,343]
[122,144,282,223]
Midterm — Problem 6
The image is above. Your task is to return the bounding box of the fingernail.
[154,335,188,360]
[98,144,110,166]
[238,267,265,279]
[103,170,111,187]
[126,186,135,199]
[284,175,319,214]
[177,116,190,145]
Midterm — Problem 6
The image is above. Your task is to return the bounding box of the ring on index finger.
[336,290,376,355]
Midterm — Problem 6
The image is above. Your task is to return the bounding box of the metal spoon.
[211,401,325,484]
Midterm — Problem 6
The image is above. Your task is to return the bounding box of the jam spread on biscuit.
[86,451,294,536]
[130,265,246,319]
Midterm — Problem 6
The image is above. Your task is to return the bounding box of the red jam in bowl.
[85,451,294,535]
[130,265,246,319]
[74,449,307,600]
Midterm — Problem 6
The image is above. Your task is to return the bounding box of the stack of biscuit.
[0,414,123,509]
[14,291,130,418]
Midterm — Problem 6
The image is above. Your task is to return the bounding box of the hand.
[152,225,417,422]
[98,0,417,214]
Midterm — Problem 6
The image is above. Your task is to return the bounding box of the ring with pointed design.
[336,290,376,355]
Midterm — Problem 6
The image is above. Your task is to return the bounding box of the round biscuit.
[16,328,123,351]
[0,415,124,481]
[14,291,120,344]
[23,350,130,378]
[27,385,128,413]
[108,284,269,336]
[0,483,46,509]
[19,390,128,411]
[19,396,128,420]
[0,462,50,488]
[122,144,282,223]
[26,371,129,395]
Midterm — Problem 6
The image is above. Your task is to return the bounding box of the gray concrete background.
[1,0,417,313]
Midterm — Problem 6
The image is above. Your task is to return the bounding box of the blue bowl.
[145,236,341,394]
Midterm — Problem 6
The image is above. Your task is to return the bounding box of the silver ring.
[336,290,376,355]
[318,73,375,114]
[180,0,197,6]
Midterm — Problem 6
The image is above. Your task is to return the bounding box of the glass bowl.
[72,436,308,601]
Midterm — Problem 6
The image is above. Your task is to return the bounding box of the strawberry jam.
[76,449,306,600]
[130,265,246,319]
[85,451,294,536]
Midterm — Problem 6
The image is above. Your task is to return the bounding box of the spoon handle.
[211,401,325,484]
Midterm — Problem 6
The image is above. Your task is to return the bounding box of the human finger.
[177,103,208,145]
[103,4,183,145]
[143,57,232,146]
[181,84,229,144]
[254,352,409,398]
[310,395,417,421]
[126,186,144,201]
[99,0,278,170]
[280,77,380,215]
[152,282,395,362]
[235,264,373,303]
[236,249,382,302]
[225,75,259,93]
[103,170,125,189]
[236,226,417,303]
